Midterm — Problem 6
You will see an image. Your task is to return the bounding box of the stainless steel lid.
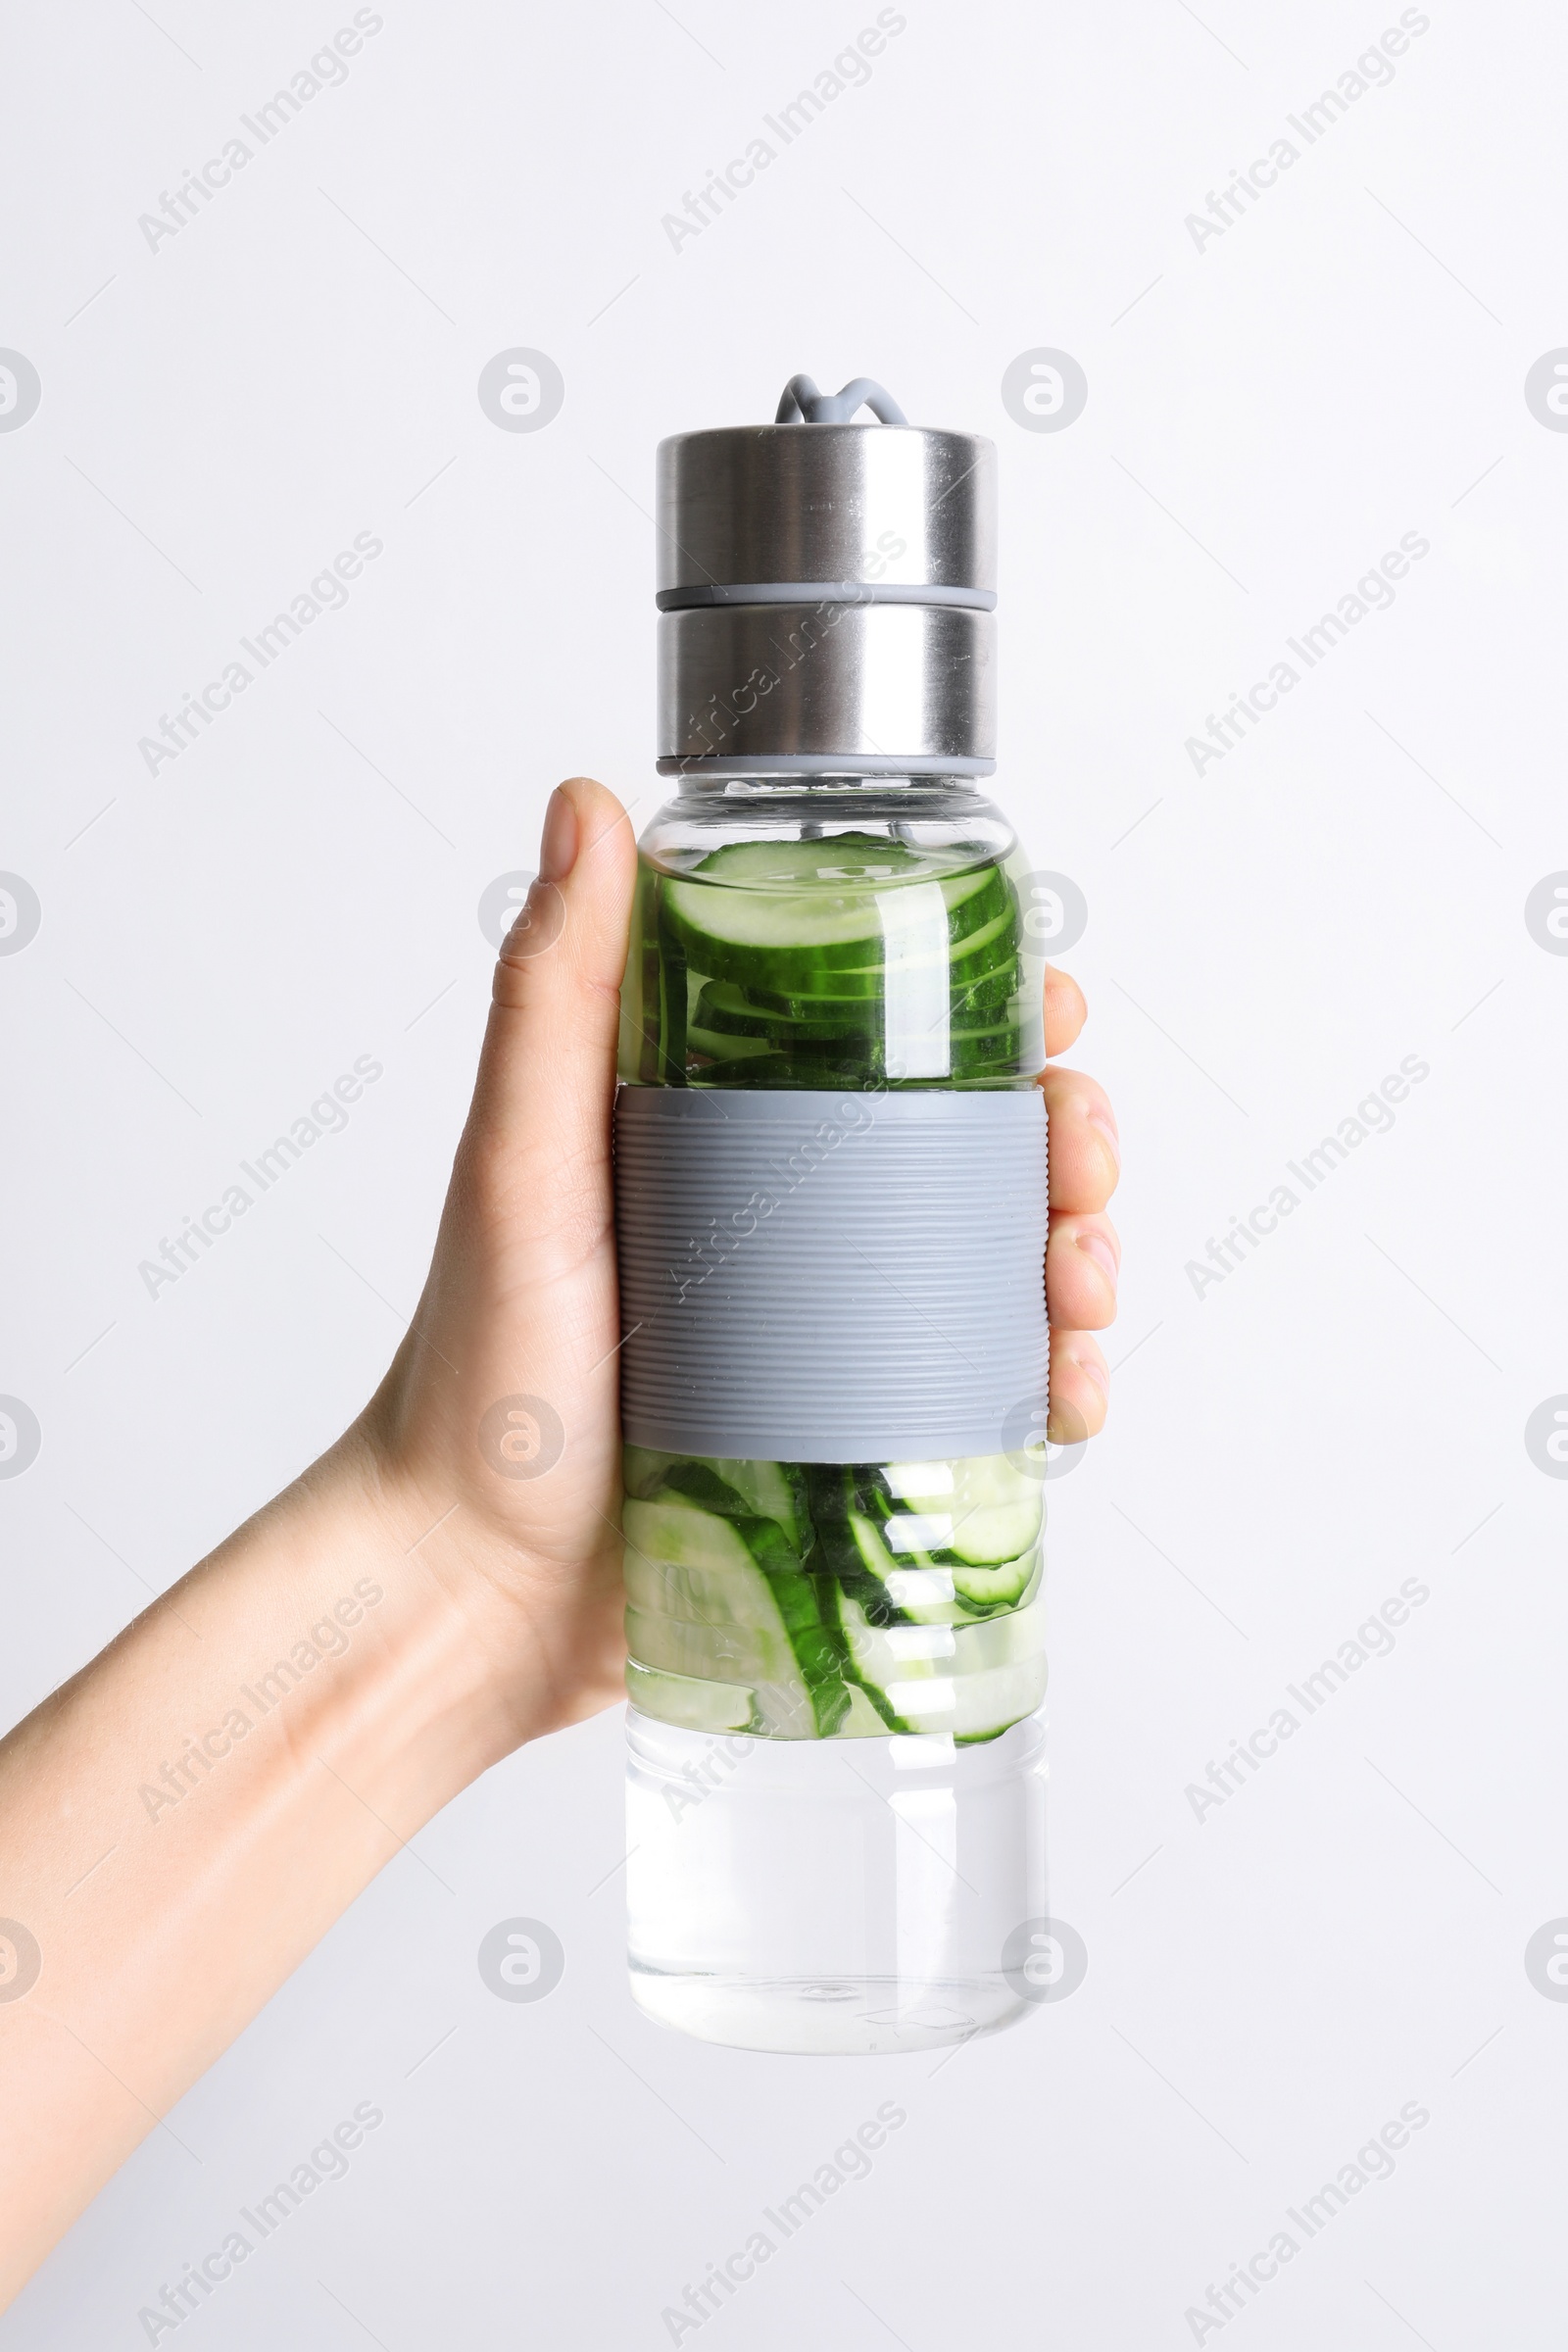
[656,375,997,775]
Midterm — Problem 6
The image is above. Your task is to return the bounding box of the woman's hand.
[353,776,641,1750]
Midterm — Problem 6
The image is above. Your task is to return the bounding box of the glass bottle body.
[618,773,1050,2050]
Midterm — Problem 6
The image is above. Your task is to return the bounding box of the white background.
[2,1,1565,2344]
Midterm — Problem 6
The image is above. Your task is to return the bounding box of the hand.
[355,777,1119,1749]
[356,776,639,1749]
[1038,969,1120,1446]
[0,773,1120,2296]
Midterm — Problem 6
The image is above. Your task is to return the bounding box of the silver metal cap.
[657,424,996,609]
[656,379,997,775]
[659,603,994,774]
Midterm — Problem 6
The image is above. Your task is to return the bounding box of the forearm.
[0,1429,513,2298]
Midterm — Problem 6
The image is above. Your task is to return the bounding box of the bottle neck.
[674,771,981,797]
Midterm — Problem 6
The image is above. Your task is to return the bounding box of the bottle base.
[628,1967,1033,2054]
[625,1704,1048,2054]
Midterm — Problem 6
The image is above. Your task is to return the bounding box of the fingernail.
[1085,1105,1120,1172]
[538,787,578,884]
[1074,1229,1119,1290]
[1067,1348,1109,1399]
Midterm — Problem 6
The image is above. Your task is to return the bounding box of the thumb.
[464,776,638,1238]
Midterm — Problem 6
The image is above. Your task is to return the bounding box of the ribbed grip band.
[612,1086,1048,1462]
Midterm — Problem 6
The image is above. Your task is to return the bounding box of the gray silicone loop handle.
[613,1086,1048,1464]
[774,374,908,425]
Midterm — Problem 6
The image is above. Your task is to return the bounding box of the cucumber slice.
[710,901,1019,1009]
[831,1685,897,1738]
[645,1454,805,1551]
[662,865,1008,990]
[884,1454,1044,1564]
[689,981,769,1038]
[650,1457,807,1551]
[832,1587,1048,1735]
[693,1054,848,1089]
[624,1487,852,1736]
[687,1023,778,1062]
[692,1054,1024,1088]
[800,1464,873,1571]
[952,998,1021,1034]
[626,1659,756,1734]
[773,1581,855,1736]
[622,1449,1047,1741]
[881,1653,1048,1740]
[712,1455,808,1549]
[840,1591,1046,1684]
[952,959,1023,1015]
[879,1505,1048,1580]
[881,1461,955,1499]
[694,980,881,1043]
[952,1551,1041,1609]
[626,1601,800,1685]
[625,822,1040,1087]
[622,1532,792,1632]
[860,1540,1042,1625]
[881,1511,957,1555]
[622,1496,762,1576]
[953,1590,1047,1669]
[740,928,1020,1017]
[947,1505,1043,1567]
[677,833,967,891]
[655,893,689,1075]
[877,1564,956,1614]
[839,1598,957,1670]
[947,901,1019,965]
[631,1472,796,1575]
[622,1445,676,1501]
[624,1563,823,1740]
[698,976,1004,1032]
[845,1509,971,1626]
[689,988,1021,1074]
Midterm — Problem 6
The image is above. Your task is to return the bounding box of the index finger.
[1042,963,1087,1058]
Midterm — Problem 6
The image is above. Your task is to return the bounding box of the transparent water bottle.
[615,376,1051,2053]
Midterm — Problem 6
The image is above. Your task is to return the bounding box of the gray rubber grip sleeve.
[613,1086,1048,1464]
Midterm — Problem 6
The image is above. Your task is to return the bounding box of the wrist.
[289,1427,529,1787]
[347,1405,628,1753]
